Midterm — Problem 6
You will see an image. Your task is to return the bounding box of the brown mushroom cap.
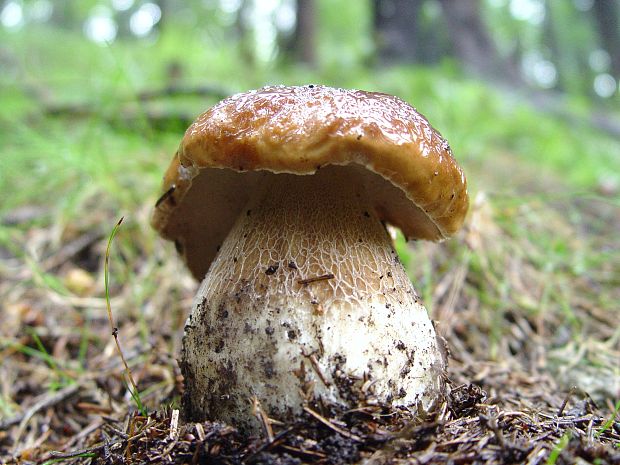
[152,85,468,280]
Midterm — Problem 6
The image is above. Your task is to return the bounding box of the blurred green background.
[1,0,619,210]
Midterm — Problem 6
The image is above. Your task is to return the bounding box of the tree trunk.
[49,0,78,30]
[278,0,317,66]
[437,0,522,84]
[592,0,620,77]
[291,0,317,66]
[235,0,255,67]
[373,0,425,63]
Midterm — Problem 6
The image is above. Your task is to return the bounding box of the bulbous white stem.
[181,166,446,431]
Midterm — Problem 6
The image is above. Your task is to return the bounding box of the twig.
[557,386,578,417]
[194,422,205,442]
[301,350,331,387]
[298,273,335,285]
[42,230,103,271]
[169,409,180,440]
[303,406,363,442]
[46,420,151,461]
[48,445,106,459]
[242,427,295,463]
[251,396,275,443]
[103,421,130,440]
[40,84,231,129]
[135,84,229,101]
[60,418,106,451]
[101,429,114,463]
[123,414,152,462]
[10,383,80,453]
[280,444,328,459]
[149,437,180,463]
[45,106,198,128]
[479,413,506,449]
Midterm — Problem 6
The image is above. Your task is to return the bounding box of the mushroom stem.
[181,166,446,430]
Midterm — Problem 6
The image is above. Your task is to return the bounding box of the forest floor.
[1,151,619,464]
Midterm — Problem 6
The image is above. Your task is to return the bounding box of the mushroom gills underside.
[181,166,447,431]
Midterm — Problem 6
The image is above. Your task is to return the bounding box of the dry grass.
[1,175,618,464]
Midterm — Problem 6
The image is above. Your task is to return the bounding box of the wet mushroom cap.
[152,85,469,280]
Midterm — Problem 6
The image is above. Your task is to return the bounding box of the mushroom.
[152,85,468,431]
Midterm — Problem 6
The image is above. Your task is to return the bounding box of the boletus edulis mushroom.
[152,85,468,431]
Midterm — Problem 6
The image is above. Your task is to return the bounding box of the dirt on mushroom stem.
[180,165,447,431]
